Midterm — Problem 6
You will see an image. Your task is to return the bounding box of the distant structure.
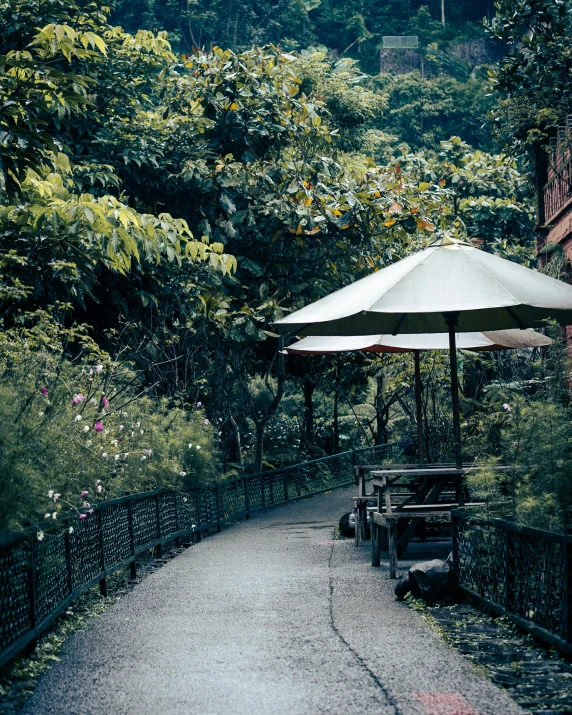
[537,117,572,266]
[382,36,419,49]
[535,116,572,350]
[379,36,419,76]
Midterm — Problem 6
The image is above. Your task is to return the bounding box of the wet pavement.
[22,486,523,715]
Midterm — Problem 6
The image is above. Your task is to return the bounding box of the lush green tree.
[487,0,572,151]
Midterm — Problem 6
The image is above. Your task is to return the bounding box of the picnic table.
[352,463,500,577]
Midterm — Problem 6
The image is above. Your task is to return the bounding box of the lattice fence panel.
[69,515,101,590]
[0,540,32,651]
[510,532,566,638]
[35,534,68,623]
[453,519,506,604]
[132,497,158,547]
[102,503,131,566]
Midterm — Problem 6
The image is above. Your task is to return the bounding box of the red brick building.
[535,118,572,350]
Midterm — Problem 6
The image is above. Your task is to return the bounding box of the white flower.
[188,443,193,449]
[83,425,90,432]
[196,445,201,450]
[97,485,103,494]
[83,501,90,508]
[53,493,60,503]
[124,453,129,459]
[44,513,51,519]
[114,454,120,461]
[68,527,74,535]
[179,471,187,477]
[37,531,44,541]
[89,398,96,404]
[141,455,147,461]
[38,411,44,417]
[75,414,82,422]
[119,425,124,431]
[182,497,188,502]
[135,422,141,428]
[122,411,128,417]
[140,430,144,435]
[102,452,108,458]
[48,490,54,498]
[52,512,57,520]
[86,439,92,446]
[96,364,104,374]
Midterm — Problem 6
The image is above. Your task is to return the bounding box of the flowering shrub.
[0,313,219,533]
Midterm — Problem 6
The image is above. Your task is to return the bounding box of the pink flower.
[502,403,511,412]
[196,401,202,407]
[203,418,210,425]
[94,421,104,433]
[81,490,89,498]
[102,396,110,409]
[41,387,48,396]
[79,513,87,520]
[72,393,86,405]
[95,364,104,374]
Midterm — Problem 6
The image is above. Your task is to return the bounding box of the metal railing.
[452,509,572,656]
[0,442,399,668]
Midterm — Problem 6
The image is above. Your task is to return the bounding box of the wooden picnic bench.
[368,464,510,577]
[352,462,469,547]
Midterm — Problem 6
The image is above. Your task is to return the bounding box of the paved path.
[23,487,523,715]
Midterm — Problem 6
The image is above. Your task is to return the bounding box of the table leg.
[354,508,360,547]
[388,521,398,579]
[371,523,381,567]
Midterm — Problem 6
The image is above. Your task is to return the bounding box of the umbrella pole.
[413,350,424,464]
[445,314,463,470]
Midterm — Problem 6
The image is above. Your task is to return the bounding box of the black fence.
[452,509,572,656]
[0,442,398,668]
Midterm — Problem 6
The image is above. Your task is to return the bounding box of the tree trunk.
[254,422,265,473]
[303,378,315,448]
[333,384,340,454]
[375,375,386,445]
[251,334,286,473]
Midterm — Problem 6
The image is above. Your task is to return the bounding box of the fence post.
[97,510,107,597]
[451,511,459,575]
[283,473,289,502]
[127,496,137,579]
[155,493,163,558]
[565,523,572,644]
[215,485,221,532]
[504,515,515,613]
[64,528,73,595]
[26,538,38,653]
[173,492,181,548]
[244,477,250,519]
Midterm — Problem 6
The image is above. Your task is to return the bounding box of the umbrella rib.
[392,313,407,336]
[505,306,524,329]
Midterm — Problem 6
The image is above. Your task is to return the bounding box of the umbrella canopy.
[275,236,572,336]
[275,236,569,469]
[283,330,552,463]
[283,330,552,355]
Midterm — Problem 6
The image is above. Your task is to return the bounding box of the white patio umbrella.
[276,235,572,467]
[283,330,552,462]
